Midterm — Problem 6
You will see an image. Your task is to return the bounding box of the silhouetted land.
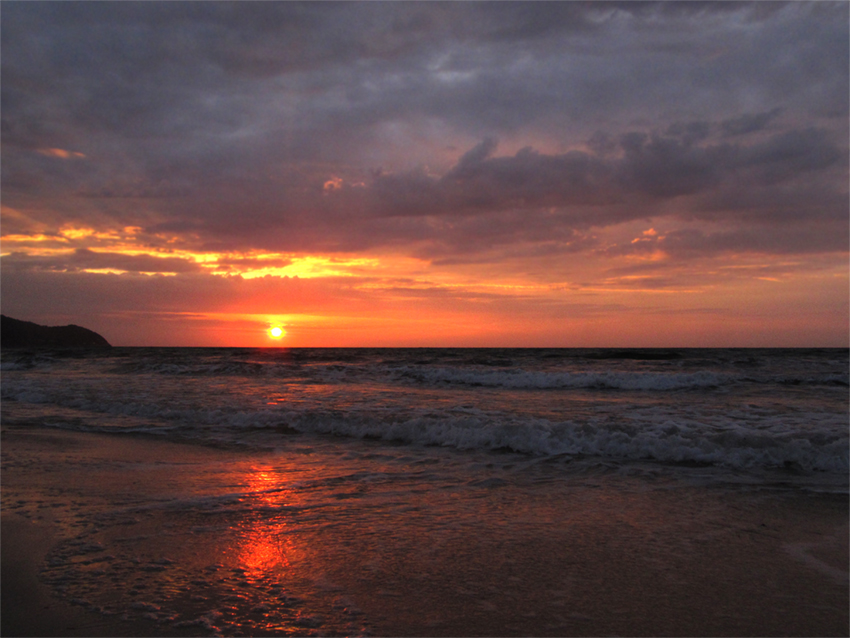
[1,315,111,349]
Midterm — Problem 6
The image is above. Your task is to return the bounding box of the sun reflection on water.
[235,466,301,580]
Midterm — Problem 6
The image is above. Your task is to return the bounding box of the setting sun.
[268,326,284,339]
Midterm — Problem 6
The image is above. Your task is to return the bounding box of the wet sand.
[2,426,848,637]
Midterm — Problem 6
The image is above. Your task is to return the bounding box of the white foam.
[253,403,849,473]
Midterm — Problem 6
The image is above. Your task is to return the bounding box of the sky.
[1,1,848,347]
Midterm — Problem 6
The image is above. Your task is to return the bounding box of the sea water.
[2,347,848,635]
[2,347,848,481]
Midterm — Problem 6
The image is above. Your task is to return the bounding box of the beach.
[2,425,847,637]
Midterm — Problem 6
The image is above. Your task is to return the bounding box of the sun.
[268,326,285,339]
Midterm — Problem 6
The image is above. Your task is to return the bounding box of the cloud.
[356,124,845,241]
[4,121,845,259]
[2,249,202,275]
[607,225,849,260]
[1,1,847,346]
[720,108,783,137]
[4,2,845,158]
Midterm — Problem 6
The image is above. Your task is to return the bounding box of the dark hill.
[1,315,111,349]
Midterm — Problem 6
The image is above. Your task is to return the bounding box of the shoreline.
[2,426,848,637]
[1,513,176,637]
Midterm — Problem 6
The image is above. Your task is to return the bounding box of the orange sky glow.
[3,218,846,347]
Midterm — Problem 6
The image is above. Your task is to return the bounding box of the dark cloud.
[4,2,845,153]
[736,127,844,184]
[357,123,845,229]
[1,2,847,263]
[720,108,783,137]
[607,224,849,259]
[2,249,201,275]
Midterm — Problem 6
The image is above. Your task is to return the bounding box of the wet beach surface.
[2,426,847,637]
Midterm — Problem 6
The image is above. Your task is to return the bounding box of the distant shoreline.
[0,315,111,349]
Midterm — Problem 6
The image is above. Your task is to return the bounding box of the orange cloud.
[36,148,86,159]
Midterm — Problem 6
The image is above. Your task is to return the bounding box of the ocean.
[2,347,848,482]
[2,347,848,636]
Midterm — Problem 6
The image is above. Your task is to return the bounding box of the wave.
[3,347,846,476]
[273,408,849,473]
[7,348,844,392]
[102,358,850,391]
[106,359,847,392]
[6,382,845,473]
[392,366,727,390]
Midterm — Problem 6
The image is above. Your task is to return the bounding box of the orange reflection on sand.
[238,527,285,574]
[234,465,302,579]
[246,467,289,507]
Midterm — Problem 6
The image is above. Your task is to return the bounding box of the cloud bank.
[2,2,847,345]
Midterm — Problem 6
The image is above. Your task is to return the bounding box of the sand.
[2,426,848,637]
